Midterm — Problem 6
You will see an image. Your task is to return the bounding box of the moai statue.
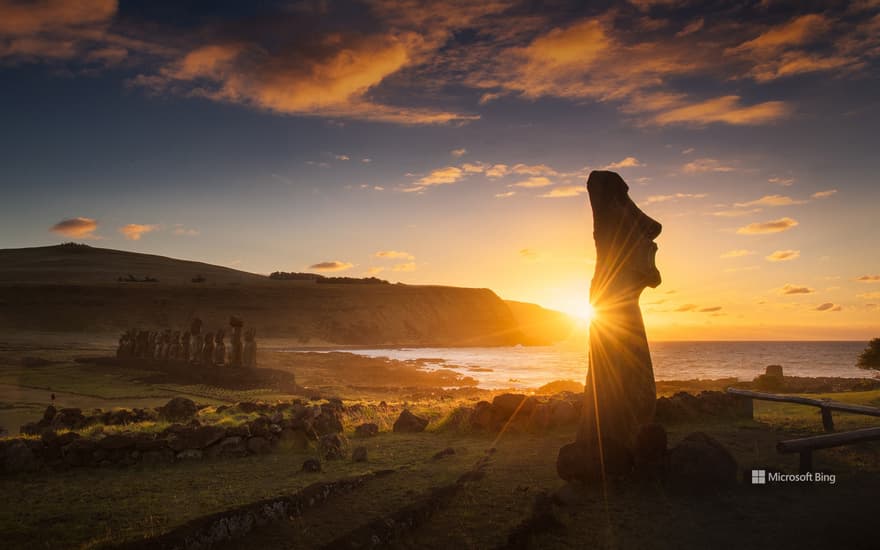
[146,331,157,360]
[214,330,226,366]
[182,331,192,362]
[169,331,181,360]
[136,330,149,358]
[202,332,214,366]
[190,318,203,364]
[557,170,662,483]
[229,316,243,368]
[243,328,257,368]
[160,329,172,360]
[123,329,137,358]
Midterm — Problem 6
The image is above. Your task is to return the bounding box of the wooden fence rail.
[726,388,880,473]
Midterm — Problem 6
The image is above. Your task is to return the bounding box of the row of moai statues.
[116,316,257,367]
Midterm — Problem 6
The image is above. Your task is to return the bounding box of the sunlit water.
[286,341,873,390]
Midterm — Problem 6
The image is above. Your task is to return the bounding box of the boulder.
[318,433,349,460]
[51,408,87,430]
[176,449,204,461]
[492,394,536,422]
[278,428,309,451]
[141,448,175,465]
[167,425,227,452]
[247,436,272,455]
[352,446,368,462]
[549,400,578,427]
[557,438,634,483]
[158,397,198,422]
[470,401,493,430]
[666,432,738,492]
[354,423,379,438]
[393,409,429,433]
[302,458,322,473]
[4,439,40,473]
[206,436,249,458]
[310,409,343,437]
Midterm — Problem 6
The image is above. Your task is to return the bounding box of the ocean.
[309,341,874,390]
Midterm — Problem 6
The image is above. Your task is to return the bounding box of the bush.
[857,338,880,370]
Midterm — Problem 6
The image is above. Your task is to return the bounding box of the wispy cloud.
[418,166,464,186]
[856,275,880,283]
[766,250,800,262]
[816,302,842,311]
[780,284,814,295]
[392,262,416,272]
[602,157,644,170]
[712,208,762,217]
[374,250,414,260]
[172,225,200,236]
[811,189,838,199]
[309,261,354,272]
[737,217,799,235]
[519,248,538,260]
[450,148,467,157]
[512,176,553,188]
[720,249,754,259]
[858,292,880,300]
[650,95,791,126]
[511,163,558,176]
[495,191,516,198]
[643,193,707,204]
[119,223,159,241]
[49,217,99,239]
[735,195,806,207]
[539,185,586,198]
[768,177,795,186]
[682,158,734,173]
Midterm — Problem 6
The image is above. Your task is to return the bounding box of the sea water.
[302,341,872,390]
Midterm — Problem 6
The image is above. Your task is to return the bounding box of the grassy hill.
[0,244,574,346]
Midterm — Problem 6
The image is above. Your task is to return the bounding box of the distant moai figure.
[229,316,244,368]
[181,331,192,362]
[214,330,226,366]
[146,331,157,359]
[202,333,214,366]
[159,329,172,360]
[190,318,203,364]
[135,330,149,358]
[169,331,181,360]
[243,328,257,368]
[117,330,135,359]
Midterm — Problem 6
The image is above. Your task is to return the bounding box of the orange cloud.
[816,302,842,311]
[511,163,558,176]
[682,158,734,173]
[512,176,553,188]
[780,284,814,295]
[136,32,477,125]
[720,249,754,259]
[49,217,99,239]
[644,193,707,204]
[0,0,118,61]
[539,185,585,198]
[766,250,800,262]
[602,157,644,169]
[811,189,838,199]
[418,166,463,186]
[392,262,416,272]
[768,177,795,186]
[728,14,831,56]
[309,261,353,272]
[374,250,414,260]
[856,275,880,283]
[119,223,158,241]
[651,96,791,126]
[735,195,806,207]
[737,217,799,235]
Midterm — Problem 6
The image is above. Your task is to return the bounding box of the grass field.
[2,339,880,549]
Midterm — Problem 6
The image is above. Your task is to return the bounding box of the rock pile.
[654,391,753,423]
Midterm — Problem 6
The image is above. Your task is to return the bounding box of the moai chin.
[557,170,662,483]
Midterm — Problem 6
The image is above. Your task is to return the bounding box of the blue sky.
[1,0,878,338]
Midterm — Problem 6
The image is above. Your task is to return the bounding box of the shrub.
[857,338,880,370]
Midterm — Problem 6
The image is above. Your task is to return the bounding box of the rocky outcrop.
[393,410,429,433]
[158,397,198,422]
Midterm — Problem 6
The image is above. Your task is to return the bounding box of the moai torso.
[213,330,226,366]
[202,333,214,366]
[229,317,243,368]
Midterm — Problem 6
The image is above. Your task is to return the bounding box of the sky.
[0,0,878,340]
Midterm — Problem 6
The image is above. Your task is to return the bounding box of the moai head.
[587,170,662,303]
[244,328,256,342]
[190,317,203,335]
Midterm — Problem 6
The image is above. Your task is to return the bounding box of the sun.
[574,301,596,323]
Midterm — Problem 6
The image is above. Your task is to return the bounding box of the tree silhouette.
[857,338,880,370]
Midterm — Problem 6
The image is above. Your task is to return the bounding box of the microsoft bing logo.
[751,469,766,485]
